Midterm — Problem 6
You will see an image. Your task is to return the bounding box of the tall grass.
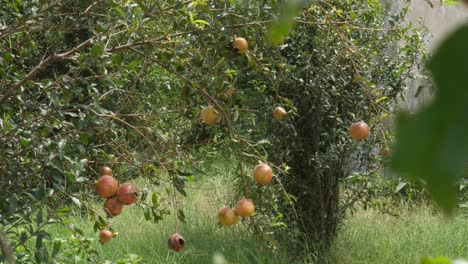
[46,157,468,263]
[329,207,468,264]
[47,156,289,263]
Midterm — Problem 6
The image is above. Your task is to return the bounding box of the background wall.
[401,0,468,110]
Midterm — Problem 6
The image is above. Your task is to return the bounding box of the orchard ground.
[46,157,468,264]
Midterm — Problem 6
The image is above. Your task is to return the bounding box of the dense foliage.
[0,0,426,262]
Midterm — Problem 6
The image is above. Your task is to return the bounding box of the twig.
[89,108,169,175]
[0,233,13,264]
[0,38,93,104]
[105,20,271,53]
[129,48,236,138]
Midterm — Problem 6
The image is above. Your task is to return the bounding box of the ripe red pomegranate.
[116,183,139,205]
[233,37,248,54]
[234,198,255,217]
[103,197,123,217]
[349,121,370,141]
[99,230,113,244]
[168,233,185,252]
[99,166,113,176]
[273,106,287,120]
[252,163,273,185]
[94,175,119,199]
[218,206,238,226]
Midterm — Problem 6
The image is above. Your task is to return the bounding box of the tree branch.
[129,47,236,138]
[0,38,93,104]
[105,20,271,53]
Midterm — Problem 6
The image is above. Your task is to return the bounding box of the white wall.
[404,0,468,50]
[400,0,468,111]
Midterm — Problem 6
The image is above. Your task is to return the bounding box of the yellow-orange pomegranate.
[99,230,113,244]
[217,88,235,100]
[103,197,123,217]
[94,175,119,199]
[252,163,273,185]
[201,106,218,125]
[218,206,238,226]
[116,183,139,205]
[380,147,391,157]
[99,166,113,176]
[273,106,287,120]
[349,121,370,141]
[234,198,255,217]
[233,37,248,54]
[168,233,185,252]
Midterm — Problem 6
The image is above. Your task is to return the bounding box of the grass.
[46,157,468,263]
[47,156,289,263]
[330,207,468,264]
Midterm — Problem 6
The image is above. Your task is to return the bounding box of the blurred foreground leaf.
[391,24,468,214]
[268,0,304,43]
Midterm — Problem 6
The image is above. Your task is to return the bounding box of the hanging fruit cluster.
[93,166,140,244]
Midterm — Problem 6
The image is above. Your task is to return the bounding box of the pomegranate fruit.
[234,198,255,217]
[116,183,139,205]
[218,206,238,226]
[233,37,248,54]
[99,230,113,244]
[94,175,119,199]
[380,147,391,157]
[168,233,185,252]
[99,166,113,176]
[201,106,218,125]
[103,197,123,217]
[349,121,370,141]
[252,163,273,185]
[217,88,235,100]
[273,106,287,120]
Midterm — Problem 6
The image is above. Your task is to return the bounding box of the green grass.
[47,157,289,263]
[46,157,467,263]
[330,207,468,264]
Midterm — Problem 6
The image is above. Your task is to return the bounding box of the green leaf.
[391,24,468,214]
[177,209,186,223]
[395,181,407,193]
[91,44,105,57]
[151,193,158,206]
[19,138,30,148]
[268,0,304,43]
[51,240,61,257]
[186,176,195,183]
[35,233,43,250]
[192,19,209,25]
[144,206,151,220]
[36,210,43,226]
[71,197,81,207]
[421,256,452,264]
